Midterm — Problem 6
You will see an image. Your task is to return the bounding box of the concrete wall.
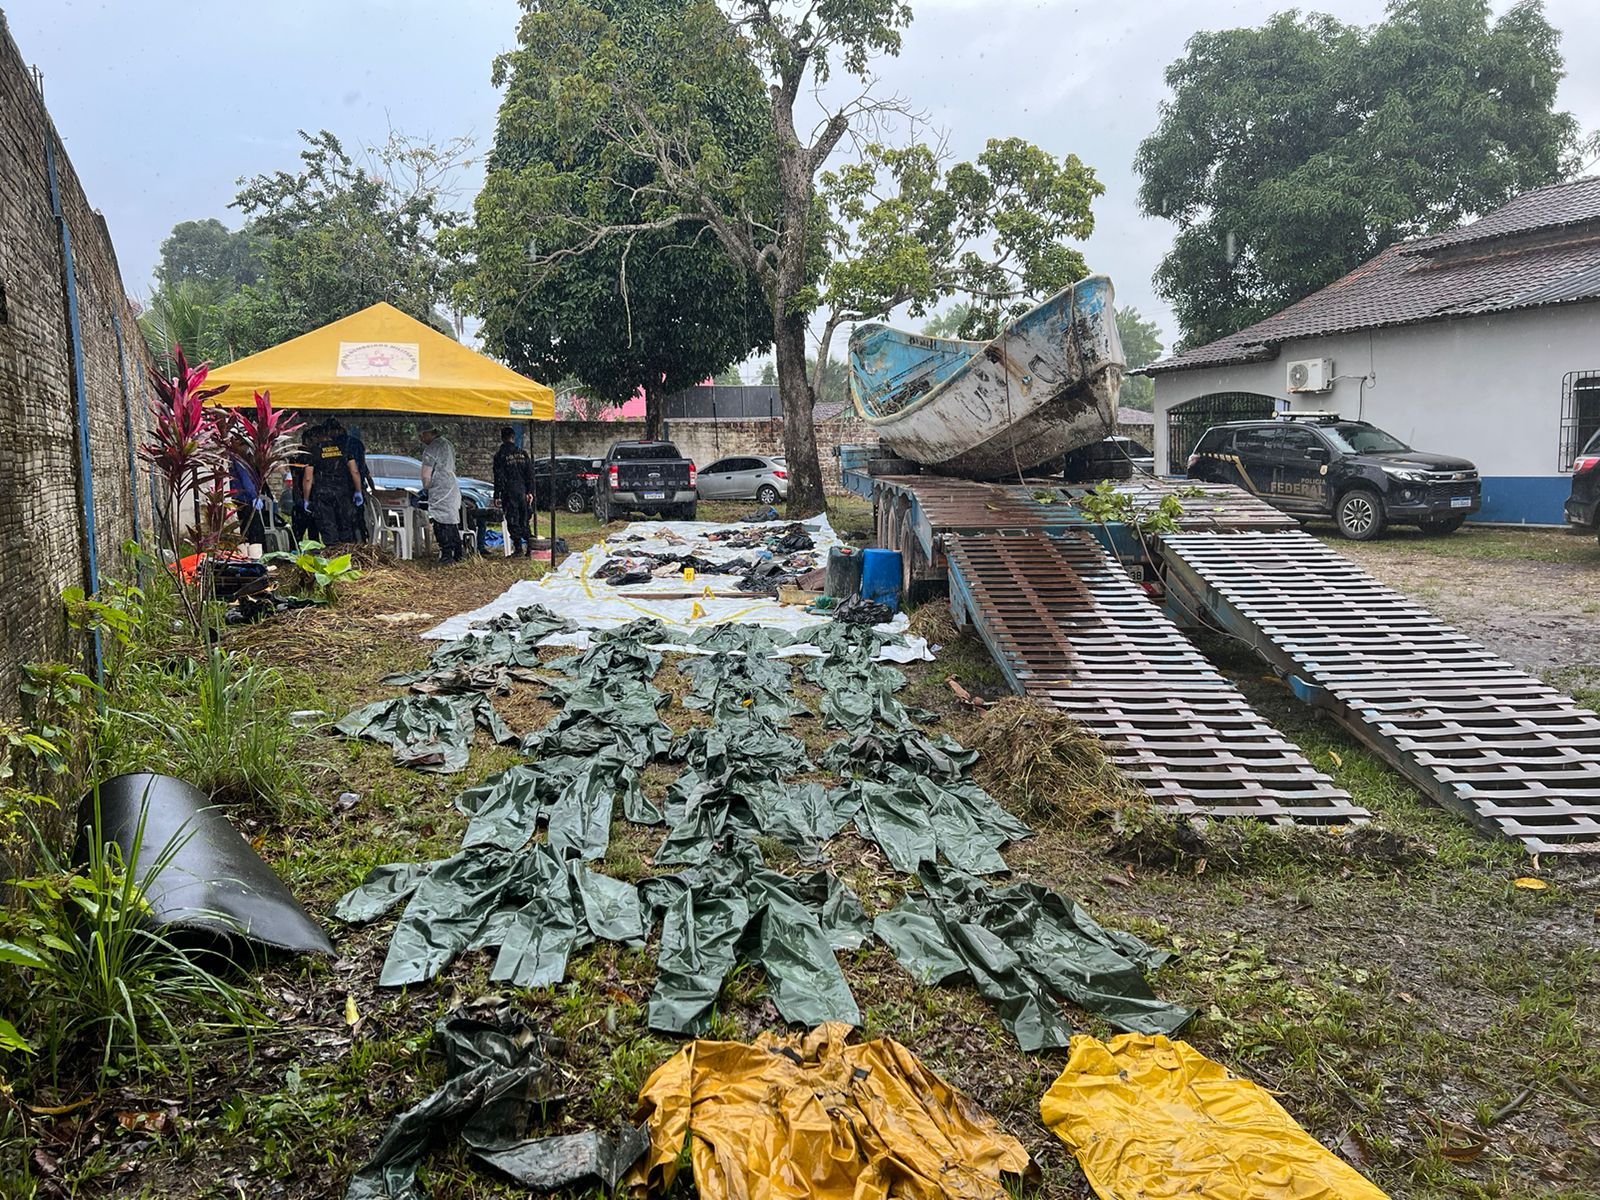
[316,412,873,492]
[1150,303,1600,523]
[0,17,153,716]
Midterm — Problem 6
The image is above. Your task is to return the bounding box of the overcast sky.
[8,0,1599,366]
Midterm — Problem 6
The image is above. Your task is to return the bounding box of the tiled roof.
[813,399,856,422]
[1405,176,1600,254]
[1146,178,1600,375]
[1116,406,1154,425]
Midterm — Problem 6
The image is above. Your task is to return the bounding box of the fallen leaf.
[1099,872,1133,889]
[1329,750,1343,768]
[1193,857,1208,876]
[32,1148,58,1176]
[25,1097,94,1116]
[116,1110,168,1134]
[344,994,360,1027]
[1513,877,1549,891]
[1440,1136,1487,1164]
[1337,1129,1371,1170]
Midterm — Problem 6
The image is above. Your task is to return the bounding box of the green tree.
[758,360,777,387]
[1115,307,1163,409]
[1137,0,1580,347]
[714,366,745,387]
[920,302,975,340]
[505,0,923,515]
[810,137,1102,392]
[806,354,848,410]
[458,0,773,440]
[225,129,470,355]
[154,219,262,295]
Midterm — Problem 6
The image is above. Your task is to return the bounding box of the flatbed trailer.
[842,461,1600,852]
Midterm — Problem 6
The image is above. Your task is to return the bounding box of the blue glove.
[300,499,310,513]
[353,491,365,508]
[251,497,264,511]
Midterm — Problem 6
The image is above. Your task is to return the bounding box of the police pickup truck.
[593,440,698,522]
[1186,413,1480,540]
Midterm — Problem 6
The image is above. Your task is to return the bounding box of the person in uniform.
[418,425,463,564]
[343,423,374,541]
[492,426,534,556]
[305,419,363,544]
[287,428,319,544]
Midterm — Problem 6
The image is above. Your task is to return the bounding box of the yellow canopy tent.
[206,302,554,419]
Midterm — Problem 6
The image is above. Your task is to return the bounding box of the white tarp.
[423,515,933,662]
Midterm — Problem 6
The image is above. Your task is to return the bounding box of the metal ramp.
[1159,530,1600,854]
[945,531,1365,825]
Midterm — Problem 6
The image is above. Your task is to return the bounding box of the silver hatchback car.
[695,454,789,503]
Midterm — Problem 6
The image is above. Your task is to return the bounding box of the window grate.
[1165,392,1278,474]
[1559,372,1600,471]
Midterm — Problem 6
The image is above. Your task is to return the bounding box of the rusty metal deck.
[944,531,1364,824]
[873,475,1296,589]
[1159,531,1600,854]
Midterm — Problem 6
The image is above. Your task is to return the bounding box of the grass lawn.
[7,498,1598,1200]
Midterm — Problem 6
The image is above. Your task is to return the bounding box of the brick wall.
[0,16,153,717]
[314,412,875,493]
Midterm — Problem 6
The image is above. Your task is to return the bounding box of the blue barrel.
[859,548,902,611]
[825,545,863,597]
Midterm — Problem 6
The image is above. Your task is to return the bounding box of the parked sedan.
[696,455,788,503]
[530,455,602,514]
[368,453,494,511]
[1564,427,1600,539]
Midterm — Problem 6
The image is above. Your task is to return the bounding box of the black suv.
[1187,415,1480,540]
[1563,427,1600,540]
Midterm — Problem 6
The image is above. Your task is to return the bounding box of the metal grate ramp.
[1159,530,1600,854]
[944,532,1363,825]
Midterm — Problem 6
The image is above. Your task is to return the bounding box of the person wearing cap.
[492,426,534,556]
[418,426,463,564]
[305,418,363,544]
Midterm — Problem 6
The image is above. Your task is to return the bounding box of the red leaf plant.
[140,344,231,636]
[220,388,303,530]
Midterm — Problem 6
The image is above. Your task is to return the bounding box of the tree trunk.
[812,312,842,400]
[775,310,825,516]
[642,384,665,441]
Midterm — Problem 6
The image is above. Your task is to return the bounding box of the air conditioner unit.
[1286,357,1334,393]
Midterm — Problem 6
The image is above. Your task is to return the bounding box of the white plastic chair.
[381,506,413,559]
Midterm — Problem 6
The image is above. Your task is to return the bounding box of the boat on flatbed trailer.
[847,275,1123,478]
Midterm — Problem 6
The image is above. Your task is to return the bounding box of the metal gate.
[1166,392,1277,474]
[1559,371,1600,470]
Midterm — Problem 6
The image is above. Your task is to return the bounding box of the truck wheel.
[678,502,698,521]
[756,484,780,505]
[564,489,587,514]
[593,490,611,523]
[1336,488,1386,541]
[1418,515,1465,536]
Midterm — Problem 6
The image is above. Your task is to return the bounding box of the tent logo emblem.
[510,400,534,416]
[337,341,420,379]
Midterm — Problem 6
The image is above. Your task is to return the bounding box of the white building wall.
[1150,303,1600,524]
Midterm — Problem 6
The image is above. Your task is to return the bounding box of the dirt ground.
[19,505,1600,1200]
[1319,524,1600,679]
